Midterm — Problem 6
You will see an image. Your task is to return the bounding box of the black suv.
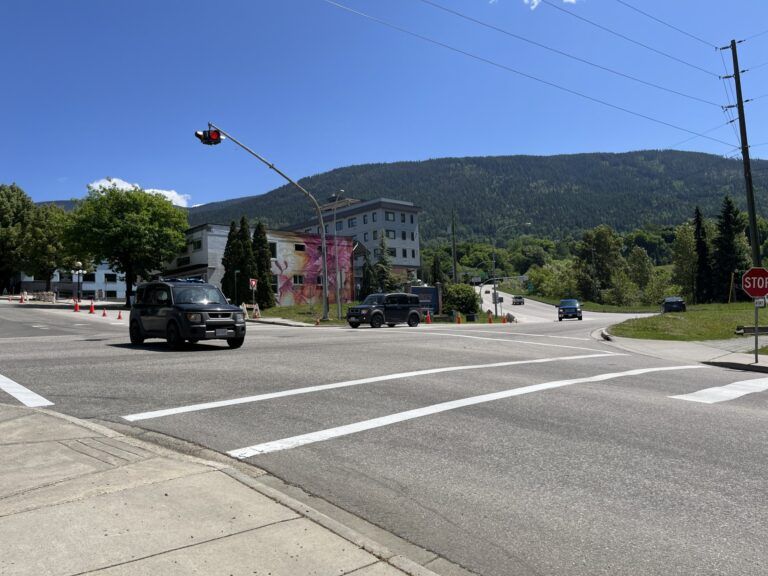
[129,279,246,348]
[557,298,583,321]
[346,293,422,328]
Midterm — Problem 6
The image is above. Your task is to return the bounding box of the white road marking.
[0,373,54,407]
[670,377,768,404]
[227,365,707,458]
[436,328,591,341]
[110,322,125,326]
[31,325,49,330]
[122,352,623,422]
[421,331,602,352]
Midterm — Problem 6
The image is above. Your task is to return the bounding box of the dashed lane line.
[228,365,708,458]
[670,377,768,404]
[0,373,53,407]
[122,352,623,422]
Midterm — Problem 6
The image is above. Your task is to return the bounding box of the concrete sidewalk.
[601,330,768,374]
[0,404,443,576]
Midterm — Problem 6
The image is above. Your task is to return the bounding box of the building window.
[364,232,369,241]
[316,226,321,234]
[363,214,368,224]
[106,290,117,298]
[83,273,96,282]
[347,217,356,227]
[271,274,278,294]
[401,213,406,223]
[317,275,323,285]
[387,248,396,257]
[372,212,377,222]
[410,214,414,224]
[373,230,378,240]
[411,232,415,241]
[293,275,304,285]
[412,249,416,258]
[335,220,343,231]
[177,256,190,267]
[295,244,306,252]
[401,231,406,240]
[374,248,381,257]
[402,248,407,258]
[385,211,395,221]
[386,229,396,239]
[192,240,202,251]
[104,273,117,283]
[269,242,277,258]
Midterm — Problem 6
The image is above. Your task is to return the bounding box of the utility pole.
[451,208,458,283]
[724,39,761,267]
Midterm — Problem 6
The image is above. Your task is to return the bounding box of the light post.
[332,189,345,319]
[71,261,83,302]
[234,269,240,307]
[491,223,520,317]
[195,122,329,320]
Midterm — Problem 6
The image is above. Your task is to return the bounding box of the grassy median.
[609,301,758,341]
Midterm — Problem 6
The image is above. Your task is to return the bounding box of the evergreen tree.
[220,221,238,301]
[712,196,749,302]
[626,246,654,290]
[671,222,696,301]
[374,235,397,291]
[235,216,257,305]
[251,220,276,309]
[574,225,624,303]
[693,207,712,303]
[359,250,377,299]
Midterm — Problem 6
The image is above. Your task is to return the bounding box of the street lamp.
[71,261,84,302]
[195,123,329,320]
[332,189,345,319]
[234,269,240,307]
[491,223,521,317]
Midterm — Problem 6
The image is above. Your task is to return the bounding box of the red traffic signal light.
[194,129,223,145]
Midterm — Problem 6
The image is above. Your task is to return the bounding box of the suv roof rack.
[160,277,207,283]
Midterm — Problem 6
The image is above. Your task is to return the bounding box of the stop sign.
[742,267,768,298]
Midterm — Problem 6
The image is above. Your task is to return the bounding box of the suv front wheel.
[166,322,185,349]
[227,336,245,349]
[370,314,383,328]
[407,314,420,327]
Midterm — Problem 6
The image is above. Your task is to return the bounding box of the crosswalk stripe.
[670,377,768,404]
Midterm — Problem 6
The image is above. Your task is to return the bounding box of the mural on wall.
[270,231,354,307]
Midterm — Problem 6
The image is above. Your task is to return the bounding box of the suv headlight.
[186,313,202,323]
[234,312,245,322]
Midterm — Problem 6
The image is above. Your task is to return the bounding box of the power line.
[665,120,736,150]
[610,0,716,48]
[322,0,736,148]
[744,28,768,42]
[540,0,720,77]
[417,0,720,107]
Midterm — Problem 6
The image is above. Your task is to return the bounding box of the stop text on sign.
[742,267,768,298]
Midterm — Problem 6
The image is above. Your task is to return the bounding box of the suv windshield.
[560,299,579,307]
[172,285,228,305]
[362,294,384,305]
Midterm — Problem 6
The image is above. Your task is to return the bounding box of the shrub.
[443,283,480,314]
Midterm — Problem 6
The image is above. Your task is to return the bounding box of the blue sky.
[3,0,767,207]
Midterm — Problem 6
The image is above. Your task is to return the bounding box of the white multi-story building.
[289,197,421,289]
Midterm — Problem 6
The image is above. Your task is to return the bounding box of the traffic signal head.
[194,129,223,145]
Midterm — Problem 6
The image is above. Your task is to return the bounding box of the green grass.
[497,291,657,313]
[256,303,353,325]
[610,301,758,341]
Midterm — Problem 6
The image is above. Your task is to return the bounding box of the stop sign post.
[742,267,768,363]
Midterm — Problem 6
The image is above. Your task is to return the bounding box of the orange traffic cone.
[102,308,107,317]
[457,313,462,324]
[19,293,25,304]
[488,312,493,324]
[74,300,80,312]
[502,314,507,324]
[426,310,432,324]
[117,310,123,320]
[89,300,95,314]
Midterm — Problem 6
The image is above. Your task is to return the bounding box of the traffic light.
[194,129,223,145]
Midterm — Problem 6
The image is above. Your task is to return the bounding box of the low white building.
[20,262,128,300]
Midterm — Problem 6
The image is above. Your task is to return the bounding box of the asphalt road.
[1,299,766,576]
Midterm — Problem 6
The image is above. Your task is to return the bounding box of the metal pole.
[755,303,759,364]
[207,123,329,320]
[334,190,345,319]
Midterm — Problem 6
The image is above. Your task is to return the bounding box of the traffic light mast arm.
[206,123,330,320]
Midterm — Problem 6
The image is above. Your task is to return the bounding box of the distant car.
[512,295,524,305]
[129,279,246,349]
[346,292,422,328]
[557,298,582,321]
[661,296,687,313]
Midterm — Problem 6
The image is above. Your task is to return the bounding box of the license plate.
[348,317,357,322]
[215,328,228,337]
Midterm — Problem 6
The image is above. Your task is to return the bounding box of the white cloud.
[524,0,577,9]
[88,177,191,207]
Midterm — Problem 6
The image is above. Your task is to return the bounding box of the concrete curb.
[248,318,316,327]
[221,467,444,576]
[703,361,768,374]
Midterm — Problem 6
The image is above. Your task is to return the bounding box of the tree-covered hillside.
[183,150,767,242]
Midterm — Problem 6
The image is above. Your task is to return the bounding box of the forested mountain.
[186,150,767,242]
